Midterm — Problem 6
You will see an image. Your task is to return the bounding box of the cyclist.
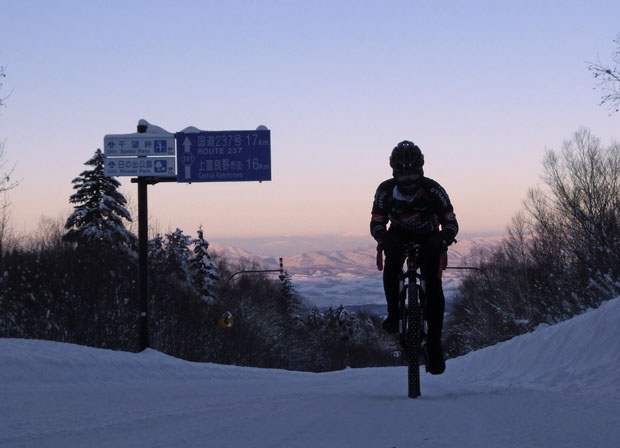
[370,140,458,375]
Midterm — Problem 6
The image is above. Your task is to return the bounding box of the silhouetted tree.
[446,129,620,358]
[63,149,136,255]
[190,227,219,304]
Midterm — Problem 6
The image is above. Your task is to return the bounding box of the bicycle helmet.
[389,140,424,172]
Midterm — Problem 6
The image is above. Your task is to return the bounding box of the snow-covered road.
[2,297,619,447]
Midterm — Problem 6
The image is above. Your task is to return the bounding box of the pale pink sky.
[2,1,619,253]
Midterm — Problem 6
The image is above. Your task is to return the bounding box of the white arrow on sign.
[183,137,192,179]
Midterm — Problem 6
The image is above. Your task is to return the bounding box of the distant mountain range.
[210,236,503,278]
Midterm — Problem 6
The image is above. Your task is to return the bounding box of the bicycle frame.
[377,241,490,398]
[377,242,427,398]
[400,243,426,398]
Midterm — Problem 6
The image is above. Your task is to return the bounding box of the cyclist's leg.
[420,241,445,343]
[382,229,406,329]
[420,237,447,373]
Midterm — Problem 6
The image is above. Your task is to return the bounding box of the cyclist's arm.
[428,181,459,243]
[370,183,390,243]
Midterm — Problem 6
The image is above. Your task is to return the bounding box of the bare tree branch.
[0,67,9,109]
[588,34,620,114]
[0,68,18,193]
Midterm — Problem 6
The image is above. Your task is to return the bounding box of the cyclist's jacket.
[370,177,459,242]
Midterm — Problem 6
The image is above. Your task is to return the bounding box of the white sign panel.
[104,157,176,177]
[104,134,175,156]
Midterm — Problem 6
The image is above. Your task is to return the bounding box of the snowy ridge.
[210,237,503,310]
[211,236,503,277]
[1,297,619,447]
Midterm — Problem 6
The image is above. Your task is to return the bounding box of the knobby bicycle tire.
[393,243,425,399]
[407,287,422,398]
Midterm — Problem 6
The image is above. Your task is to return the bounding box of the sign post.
[137,178,148,349]
[103,121,271,351]
[104,121,178,351]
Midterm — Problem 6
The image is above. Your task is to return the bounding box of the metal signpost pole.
[131,176,176,351]
[137,178,149,350]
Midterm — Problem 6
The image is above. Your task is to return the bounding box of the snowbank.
[0,339,311,387]
[446,296,620,396]
[2,297,619,397]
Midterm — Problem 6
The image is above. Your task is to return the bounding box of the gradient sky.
[1,0,619,254]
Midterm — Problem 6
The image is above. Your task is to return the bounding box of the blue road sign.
[176,130,271,183]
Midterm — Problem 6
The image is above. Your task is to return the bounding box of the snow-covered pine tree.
[280,271,296,300]
[148,234,165,267]
[61,149,138,348]
[277,270,303,319]
[190,227,219,304]
[163,228,192,284]
[63,149,136,254]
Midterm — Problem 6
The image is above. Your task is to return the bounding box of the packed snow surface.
[2,297,620,447]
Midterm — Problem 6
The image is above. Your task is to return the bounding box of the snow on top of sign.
[178,125,270,133]
[137,119,173,135]
[104,120,174,139]
[179,126,202,134]
[107,122,270,139]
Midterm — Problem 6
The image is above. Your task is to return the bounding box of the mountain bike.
[377,242,427,398]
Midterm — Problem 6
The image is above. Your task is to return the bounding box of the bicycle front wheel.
[406,301,421,398]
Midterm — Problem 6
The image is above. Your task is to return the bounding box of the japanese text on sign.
[176,130,271,183]
[104,135,175,156]
[104,157,176,177]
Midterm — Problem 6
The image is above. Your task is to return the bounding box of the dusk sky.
[1,0,619,254]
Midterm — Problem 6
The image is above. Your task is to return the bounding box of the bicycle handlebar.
[375,240,491,288]
[376,242,423,272]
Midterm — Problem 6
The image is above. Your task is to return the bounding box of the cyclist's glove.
[374,228,388,244]
[440,229,456,247]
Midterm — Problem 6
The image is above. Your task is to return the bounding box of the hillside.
[210,237,502,311]
[211,236,502,277]
[1,295,618,447]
